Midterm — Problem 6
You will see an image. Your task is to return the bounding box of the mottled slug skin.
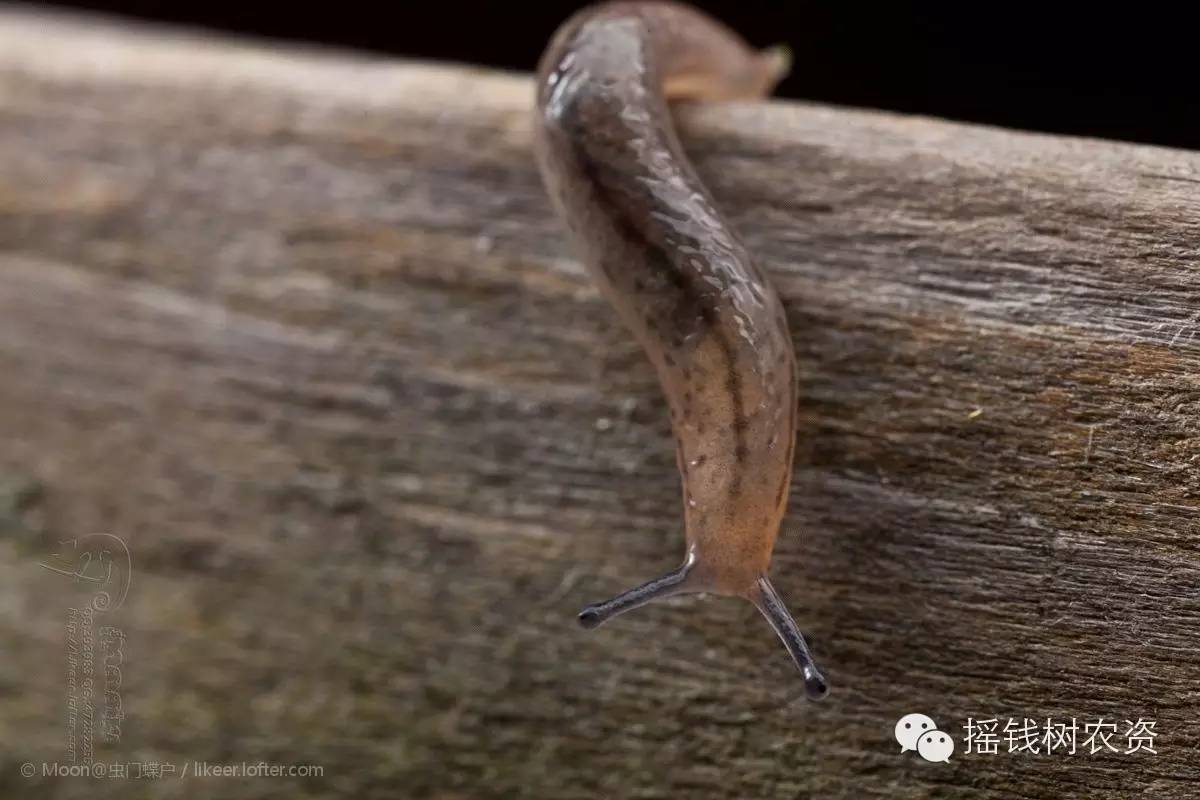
[535,2,827,697]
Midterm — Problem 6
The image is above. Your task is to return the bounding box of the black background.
[38,2,1200,151]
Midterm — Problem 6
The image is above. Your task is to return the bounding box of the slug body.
[534,1,827,699]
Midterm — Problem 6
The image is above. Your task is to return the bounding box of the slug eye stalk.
[577,560,828,701]
[577,558,695,630]
[751,575,828,700]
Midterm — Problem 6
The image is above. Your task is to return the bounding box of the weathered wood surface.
[0,8,1197,799]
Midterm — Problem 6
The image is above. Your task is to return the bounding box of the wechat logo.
[895,713,954,763]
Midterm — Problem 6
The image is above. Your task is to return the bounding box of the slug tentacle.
[751,575,829,700]
[578,552,696,629]
[534,1,829,699]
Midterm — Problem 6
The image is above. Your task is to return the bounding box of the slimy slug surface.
[533,1,828,700]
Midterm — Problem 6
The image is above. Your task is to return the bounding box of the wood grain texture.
[0,8,1197,799]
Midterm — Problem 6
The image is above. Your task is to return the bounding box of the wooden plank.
[0,8,1196,798]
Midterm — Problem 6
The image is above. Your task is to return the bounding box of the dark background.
[36,1,1200,151]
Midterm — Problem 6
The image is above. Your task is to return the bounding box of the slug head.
[576,557,828,700]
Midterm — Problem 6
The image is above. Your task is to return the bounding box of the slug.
[533,1,828,700]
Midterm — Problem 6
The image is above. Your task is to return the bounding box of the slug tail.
[758,44,792,93]
[578,558,695,629]
[751,575,829,700]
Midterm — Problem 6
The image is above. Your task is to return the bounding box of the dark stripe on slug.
[775,368,797,509]
[564,131,751,509]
